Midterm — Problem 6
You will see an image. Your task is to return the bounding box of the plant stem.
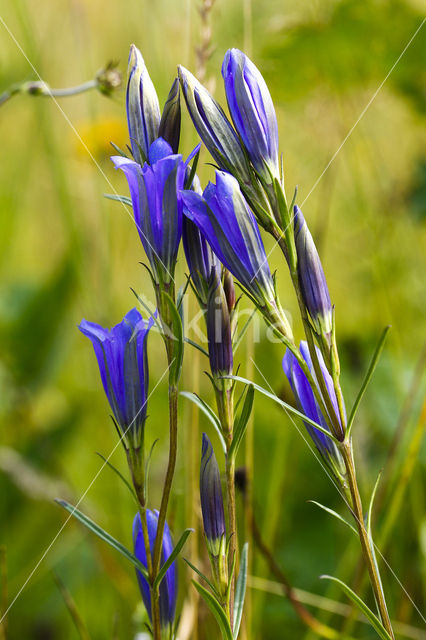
[216,386,236,629]
[339,440,394,639]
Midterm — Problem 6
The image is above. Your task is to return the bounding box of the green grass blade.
[347,326,391,435]
[320,575,393,640]
[153,529,193,590]
[192,580,233,640]
[55,500,149,580]
[180,392,227,453]
[233,543,248,638]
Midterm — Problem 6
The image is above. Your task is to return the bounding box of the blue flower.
[222,49,279,183]
[112,138,187,283]
[282,342,345,475]
[79,308,153,447]
[181,170,275,307]
[133,510,177,630]
[294,206,332,343]
[182,215,220,308]
[126,45,161,165]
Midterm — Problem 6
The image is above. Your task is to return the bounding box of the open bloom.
[294,206,332,342]
[222,48,279,183]
[112,138,187,283]
[133,510,177,631]
[282,342,345,476]
[126,44,161,164]
[181,171,275,307]
[79,309,153,447]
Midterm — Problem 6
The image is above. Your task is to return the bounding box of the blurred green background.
[0,0,425,638]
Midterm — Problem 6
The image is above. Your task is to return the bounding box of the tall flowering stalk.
[180,48,395,638]
[109,45,186,639]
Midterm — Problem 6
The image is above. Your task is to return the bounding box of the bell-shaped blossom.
[126,44,161,165]
[181,171,275,307]
[222,48,279,183]
[79,309,153,447]
[133,510,177,631]
[112,138,187,283]
[294,206,332,342]
[283,342,345,475]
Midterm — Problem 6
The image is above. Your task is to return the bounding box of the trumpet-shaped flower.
[222,48,279,183]
[283,342,345,476]
[133,510,177,631]
[112,138,187,283]
[79,309,153,447]
[181,171,275,307]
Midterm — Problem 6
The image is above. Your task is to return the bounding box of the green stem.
[216,386,236,630]
[339,440,394,639]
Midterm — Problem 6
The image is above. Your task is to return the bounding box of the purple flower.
[222,49,279,183]
[79,309,153,447]
[182,215,220,308]
[181,171,275,307]
[126,45,161,165]
[133,510,177,629]
[200,434,226,549]
[283,342,345,475]
[112,138,187,283]
[294,206,332,342]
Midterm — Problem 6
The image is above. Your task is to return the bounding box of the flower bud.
[126,44,161,164]
[206,270,233,382]
[133,510,177,631]
[178,65,252,184]
[182,215,220,308]
[158,77,181,154]
[222,49,279,183]
[294,206,332,344]
[200,434,228,593]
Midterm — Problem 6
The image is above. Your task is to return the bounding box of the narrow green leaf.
[228,386,254,461]
[55,500,149,580]
[184,149,200,189]
[367,472,382,539]
[95,453,138,505]
[224,376,339,444]
[180,392,227,453]
[110,141,130,158]
[104,193,133,207]
[162,291,184,385]
[347,326,391,434]
[233,309,256,354]
[233,543,248,638]
[184,337,209,357]
[184,558,220,600]
[153,529,193,590]
[320,576,393,640]
[192,580,233,640]
[309,501,357,535]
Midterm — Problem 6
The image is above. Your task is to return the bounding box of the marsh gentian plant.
[133,511,177,636]
[79,309,153,448]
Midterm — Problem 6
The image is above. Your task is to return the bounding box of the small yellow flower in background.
[74,117,127,161]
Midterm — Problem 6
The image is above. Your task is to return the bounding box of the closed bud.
[294,206,332,344]
[206,270,233,383]
[178,65,252,184]
[200,434,228,594]
[158,77,181,154]
[126,44,161,164]
[182,215,220,308]
[222,49,279,183]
